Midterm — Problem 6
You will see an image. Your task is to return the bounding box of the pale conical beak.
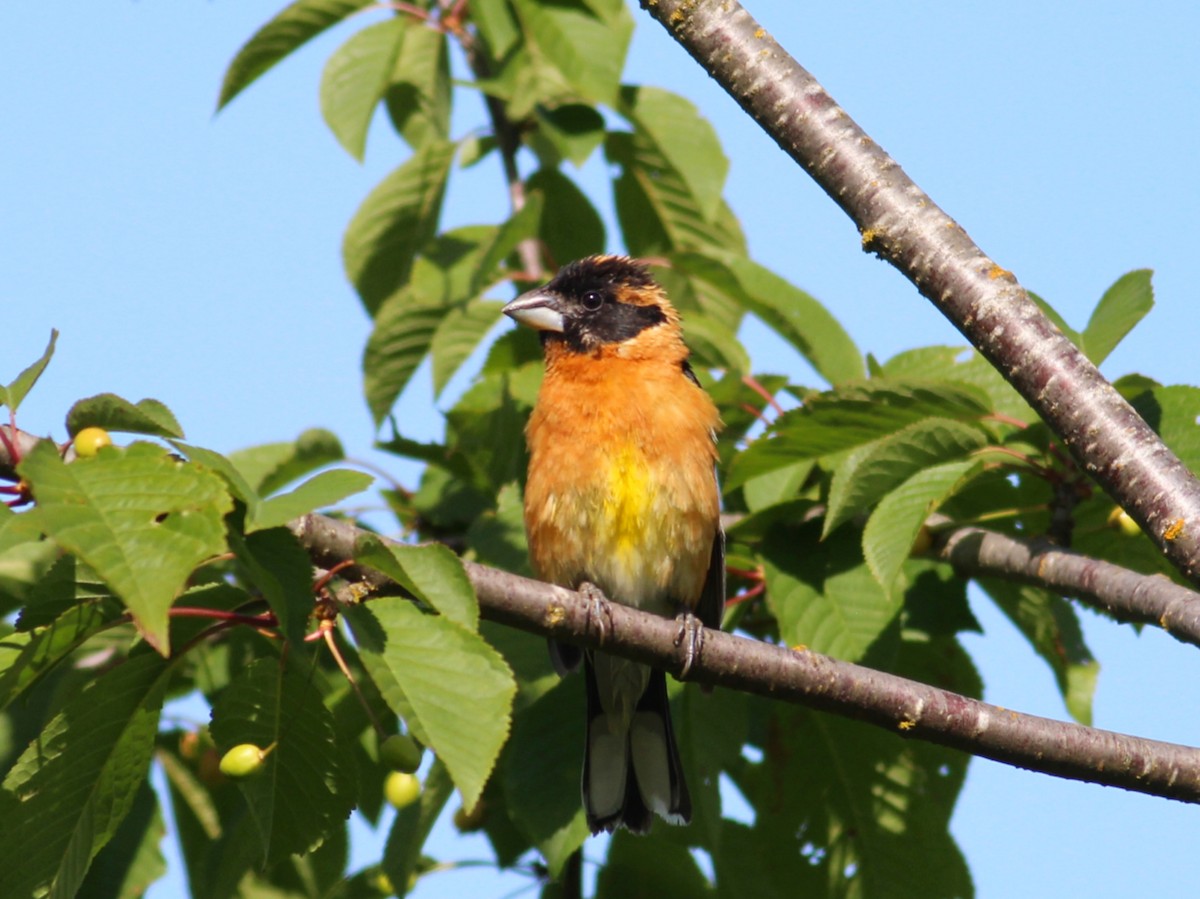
[502,290,566,333]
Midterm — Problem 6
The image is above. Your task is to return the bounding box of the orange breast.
[523,349,720,616]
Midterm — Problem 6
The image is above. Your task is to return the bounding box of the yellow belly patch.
[603,445,651,562]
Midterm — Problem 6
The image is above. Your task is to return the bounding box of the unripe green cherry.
[1107,507,1142,538]
[384,771,421,809]
[379,733,423,773]
[219,743,267,778]
[73,426,112,458]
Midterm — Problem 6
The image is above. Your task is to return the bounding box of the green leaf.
[510,0,632,105]
[229,526,322,648]
[470,196,544,296]
[0,602,114,711]
[471,0,520,58]
[618,86,728,221]
[862,459,982,595]
[1028,289,1082,348]
[724,255,864,385]
[355,535,478,631]
[1129,385,1200,476]
[320,18,408,160]
[247,469,373,532]
[208,658,356,865]
[1081,269,1154,365]
[0,652,171,899]
[533,103,606,167]
[19,442,231,654]
[385,18,451,150]
[607,131,742,256]
[345,597,515,809]
[343,140,456,315]
[217,0,373,110]
[429,301,506,398]
[171,441,259,506]
[526,168,606,263]
[881,344,1037,424]
[500,679,588,875]
[824,417,988,537]
[0,329,56,414]
[597,829,713,898]
[363,288,447,424]
[228,427,346,497]
[763,523,902,662]
[978,579,1098,724]
[741,460,813,512]
[77,780,166,899]
[681,312,750,374]
[66,393,183,439]
[466,482,531,577]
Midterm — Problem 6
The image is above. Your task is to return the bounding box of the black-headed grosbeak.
[502,255,725,834]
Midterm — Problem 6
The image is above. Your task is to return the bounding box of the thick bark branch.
[639,0,1200,588]
[290,512,1200,806]
[936,524,1200,649]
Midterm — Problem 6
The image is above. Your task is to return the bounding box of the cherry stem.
[742,374,786,418]
[726,583,765,606]
[322,623,387,738]
[169,606,278,628]
[313,559,356,596]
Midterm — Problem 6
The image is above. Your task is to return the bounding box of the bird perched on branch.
[502,255,725,834]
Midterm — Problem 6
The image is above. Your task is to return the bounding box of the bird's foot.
[674,608,705,680]
[578,581,613,646]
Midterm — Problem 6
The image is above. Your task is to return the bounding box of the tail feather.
[583,657,690,834]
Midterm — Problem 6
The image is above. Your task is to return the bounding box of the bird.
[501,254,725,834]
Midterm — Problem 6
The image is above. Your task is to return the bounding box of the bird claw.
[578,581,613,646]
[674,610,705,680]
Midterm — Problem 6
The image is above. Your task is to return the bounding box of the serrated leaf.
[763,523,902,662]
[978,579,1098,724]
[355,535,478,631]
[19,442,231,654]
[724,255,864,385]
[0,329,57,414]
[208,658,356,865]
[501,679,588,876]
[618,86,728,221]
[0,602,113,710]
[598,830,713,899]
[527,168,606,263]
[343,140,456,315]
[229,526,321,648]
[171,441,258,506]
[66,393,183,439]
[736,638,976,898]
[862,459,981,595]
[824,417,988,537]
[345,597,515,809]
[881,344,1037,424]
[511,0,631,105]
[681,312,750,373]
[247,469,373,532]
[320,18,407,160]
[385,18,451,150]
[429,301,506,397]
[227,427,346,497]
[1028,289,1081,348]
[1081,269,1154,365]
[607,131,741,256]
[0,652,171,899]
[727,380,990,491]
[363,289,447,424]
[77,780,166,899]
[741,460,814,512]
[534,103,606,167]
[217,0,373,110]
[470,196,544,296]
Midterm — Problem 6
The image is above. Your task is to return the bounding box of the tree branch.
[638,0,1200,589]
[290,512,1200,806]
[935,524,1200,649]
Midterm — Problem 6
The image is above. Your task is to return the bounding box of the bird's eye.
[581,291,604,311]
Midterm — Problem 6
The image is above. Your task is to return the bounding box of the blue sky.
[5,2,1200,896]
